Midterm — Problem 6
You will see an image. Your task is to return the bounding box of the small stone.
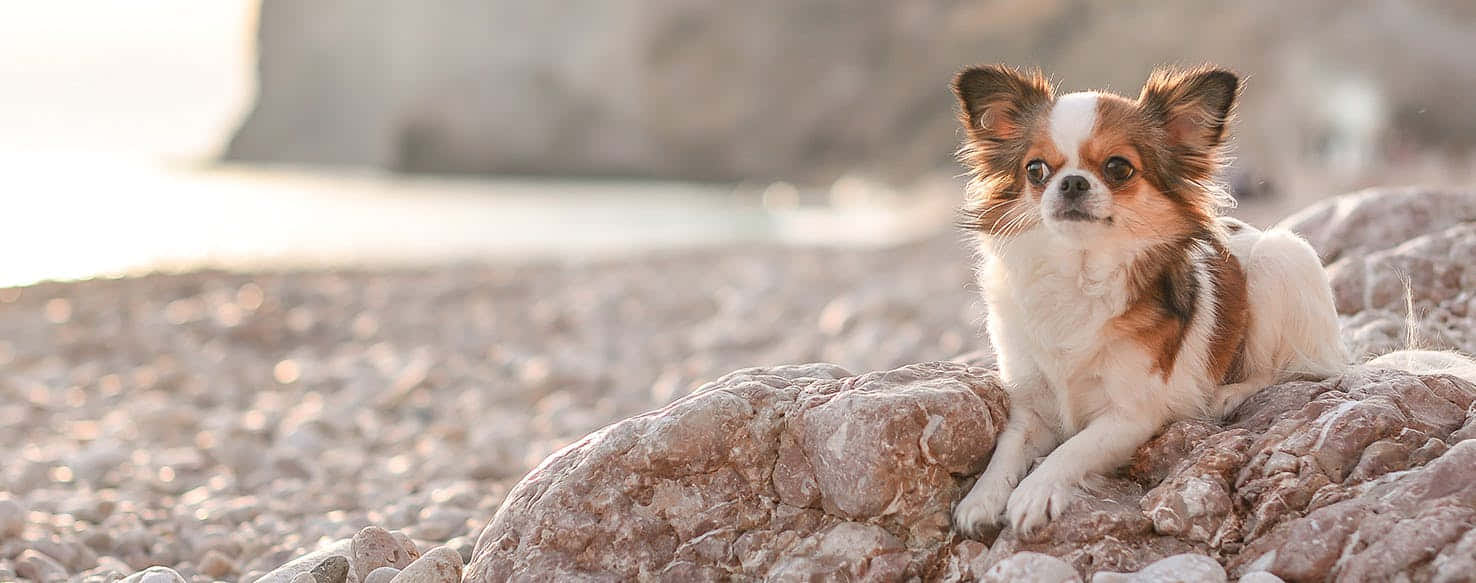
[197,550,236,579]
[443,536,474,564]
[15,550,69,583]
[352,526,414,581]
[981,552,1081,583]
[290,574,317,583]
[308,555,349,583]
[411,507,470,541]
[387,546,461,583]
[364,566,401,583]
[121,565,188,583]
[1091,554,1226,583]
[0,497,25,538]
[1237,573,1286,583]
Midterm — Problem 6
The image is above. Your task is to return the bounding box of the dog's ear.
[1138,66,1239,153]
[952,65,1053,144]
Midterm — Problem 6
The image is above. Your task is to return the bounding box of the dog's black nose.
[1060,175,1091,199]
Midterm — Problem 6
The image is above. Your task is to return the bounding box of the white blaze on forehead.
[1049,92,1100,167]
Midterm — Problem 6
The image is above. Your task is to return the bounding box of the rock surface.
[1278,189,1476,363]
[466,363,1476,582]
[465,362,1009,580]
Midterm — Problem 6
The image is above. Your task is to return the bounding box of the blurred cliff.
[229,0,1476,195]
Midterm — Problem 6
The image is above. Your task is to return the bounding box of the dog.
[946,64,1476,540]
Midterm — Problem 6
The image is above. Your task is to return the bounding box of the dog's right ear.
[952,65,1053,143]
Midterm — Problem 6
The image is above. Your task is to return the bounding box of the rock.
[308,555,349,583]
[464,362,1009,580]
[121,566,188,583]
[15,550,68,583]
[364,566,401,583]
[1276,188,1476,264]
[467,355,1476,580]
[351,527,416,582]
[290,574,316,583]
[1091,554,1227,583]
[387,547,461,583]
[1236,572,1285,583]
[410,506,470,541]
[250,539,349,583]
[980,552,1082,583]
[0,496,24,537]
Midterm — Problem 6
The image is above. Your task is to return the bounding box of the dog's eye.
[1025,160,1050,185]
[1104,157,1135,182]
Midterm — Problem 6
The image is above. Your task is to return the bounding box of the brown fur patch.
[1205,240,1249,383]
[1112,238,1203,380]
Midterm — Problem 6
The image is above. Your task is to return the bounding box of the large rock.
[464,362,1009,580]
[465,364,1476,580]
[1282,189,1476,360]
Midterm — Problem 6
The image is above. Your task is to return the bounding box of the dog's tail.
[1357,277,1476,385]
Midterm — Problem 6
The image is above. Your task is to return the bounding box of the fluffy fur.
[947,64,1476,540]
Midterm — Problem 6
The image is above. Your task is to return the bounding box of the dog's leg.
[1006,408,1162,536]
[953,376,1060,540]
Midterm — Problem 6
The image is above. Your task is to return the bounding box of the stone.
[1090,554,1227,583]
[15,550,68,583]
[1276,188,1476,264]
[466,353,1476,580]
[289,574,316,583]
[121,566,188,583]
[250,539,350,583]
[980,552,1082,583]
[387,547,461,583]
[464,362,1009,580]
[0,496,24,538]
[364,566,401,583]
[351,527,415,582]
[308,555,348,583]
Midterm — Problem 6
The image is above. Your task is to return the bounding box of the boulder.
[465,363,1476,582]
[464,362,1009,580]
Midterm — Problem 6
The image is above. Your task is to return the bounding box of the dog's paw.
[1005,472,1077,537]
[952,475,1012,540]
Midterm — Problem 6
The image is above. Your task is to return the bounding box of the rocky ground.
[0,228,984,581]
[2,187,1473,582]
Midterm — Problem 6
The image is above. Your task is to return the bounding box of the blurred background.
[5,0,1476,287]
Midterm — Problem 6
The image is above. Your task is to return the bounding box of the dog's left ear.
[1138,66,1239,153]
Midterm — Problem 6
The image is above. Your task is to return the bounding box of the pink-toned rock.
[464,362,1008,581]
[1276,188,1476,265]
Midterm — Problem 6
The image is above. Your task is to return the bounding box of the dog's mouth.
[1054,208,1111,224]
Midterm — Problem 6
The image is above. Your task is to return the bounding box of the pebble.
[352,526,414,581]
[0,497,25,537]
[121,565,188,583]
[387,546,462,583]
[198,549,237,579]
[290,574,317,583]
[364,566,401,583]
[309,555,349,583]
[1090,554,1227,583]
[15,550,69,583]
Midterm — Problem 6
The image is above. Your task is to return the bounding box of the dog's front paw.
[953,474,1012,540]
[1005,472,1077,537]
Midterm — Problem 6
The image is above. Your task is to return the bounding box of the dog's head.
[952,65,1238,247]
